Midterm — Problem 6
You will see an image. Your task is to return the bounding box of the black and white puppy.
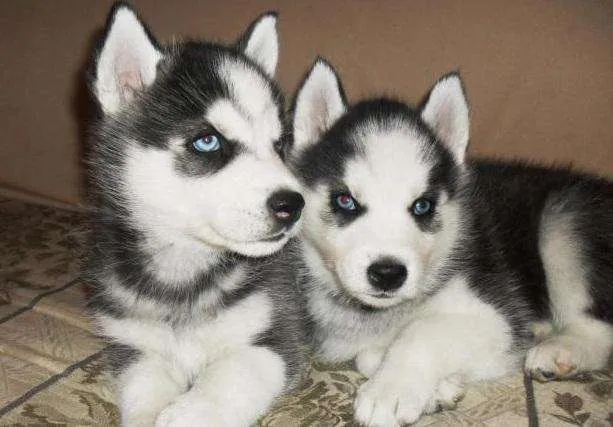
[290,59,613,426]
[85,4,309,426]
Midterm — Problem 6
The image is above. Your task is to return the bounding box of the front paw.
[156,395,220,427]
[525,336,581,382]
[354,376,433,427]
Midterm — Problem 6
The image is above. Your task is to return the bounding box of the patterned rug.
[1,197,611,426]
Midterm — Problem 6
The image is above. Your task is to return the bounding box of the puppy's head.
[88,5,303,258]
[290,60,469,308]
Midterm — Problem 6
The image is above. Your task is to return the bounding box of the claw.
[532,369,558,382]
[438,400,456,411]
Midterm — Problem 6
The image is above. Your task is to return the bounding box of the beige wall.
[1,0,612,205]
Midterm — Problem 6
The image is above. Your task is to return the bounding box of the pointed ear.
[93,4,162,114]
[292,58,347,152]
[420,73,470,164]
[238,12,279,77]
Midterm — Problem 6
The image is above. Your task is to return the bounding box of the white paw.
[423,375,466,414]
[156,395,220,427]
[356,347,386,378]
[354,376,433,427]
[525,336,580,381]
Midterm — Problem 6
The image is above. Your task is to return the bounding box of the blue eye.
[412,198,433,216]
[192,134,222,152]
[336,194,357,211]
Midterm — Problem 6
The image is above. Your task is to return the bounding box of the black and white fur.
[290,59,613,426]
[85,4,309,426]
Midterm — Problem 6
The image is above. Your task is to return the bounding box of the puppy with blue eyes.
[289,59,613,426]
[85,4,309,426]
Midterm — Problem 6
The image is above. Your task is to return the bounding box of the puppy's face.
[91,7,303,258]
[291,62,469,308]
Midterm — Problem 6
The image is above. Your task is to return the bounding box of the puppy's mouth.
[193,225,293,256]
[204,224,292,245]
[238,227,293,244]
[332,290,402,311]
[369,291,397,299]
[261,232,287,242]
[350,290,405,309]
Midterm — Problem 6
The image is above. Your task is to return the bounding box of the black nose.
[367,259,407,291]
[267,190,305,226]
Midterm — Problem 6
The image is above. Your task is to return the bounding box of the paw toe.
[431,375,465,411]
[525,339,580,382]
[396,400,421,425]
[537,369,558,381]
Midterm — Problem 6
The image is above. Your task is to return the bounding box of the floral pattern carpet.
[0,196,611,426]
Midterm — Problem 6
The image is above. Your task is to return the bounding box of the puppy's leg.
[156,345,286,427]
[356,349,466,416]
[354,290,514,427]
[119,354,186,427]
[356,346,386,378]
[528,212,613,381]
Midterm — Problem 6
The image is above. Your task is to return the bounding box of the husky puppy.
[290,59,613,426]
[85,4,309,426]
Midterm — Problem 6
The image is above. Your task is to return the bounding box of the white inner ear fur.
[420,75,470,164]
[293,61,346,152]
[95,7,162,114]
[242,15,279,77]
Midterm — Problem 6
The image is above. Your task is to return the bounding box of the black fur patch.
[104,342,142,376]
[252,240,312,390]
[437,160,613,346]
[86,215,248,311]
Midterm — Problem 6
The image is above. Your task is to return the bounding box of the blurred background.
[1,0,611,206]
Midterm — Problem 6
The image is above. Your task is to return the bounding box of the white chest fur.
[97,291,272,378]
[308,284,412,362]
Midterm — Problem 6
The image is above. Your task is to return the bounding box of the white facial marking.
[219,58,281,158]
[123,132,300,281]
[303,123,460,308]
[206,99,253,144]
